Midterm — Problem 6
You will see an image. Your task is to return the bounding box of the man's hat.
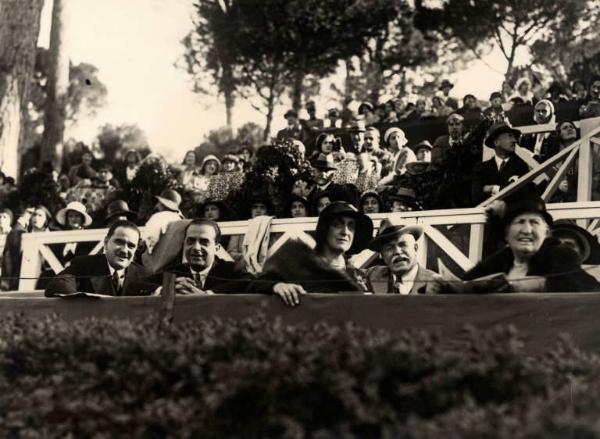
[489,91,502,101]
[347,119,366,132]
[485,123,522,148]
[311,153,338,171]
[56,201,93,227]
[106,200,136,221]
[388,187,421,209]
[327,108,340,118]
[446,112,464,124]
[358,102,374,114]
[315,201,374,255]
[155,188,182,212]
[369,218,423,252]
[439,79,454,90]
[414,140,433,152]
[284,109,298,119]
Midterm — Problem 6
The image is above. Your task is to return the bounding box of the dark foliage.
[0,314,599,438]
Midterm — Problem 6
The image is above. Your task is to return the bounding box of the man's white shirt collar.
[392,264,420,295]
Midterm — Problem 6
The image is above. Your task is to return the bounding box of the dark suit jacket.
[1,222,28,291]
[45,253,153,297]
[471,155,530,204]
[365,265,439,295]
[308,182,360,213]
[146,259,254,294]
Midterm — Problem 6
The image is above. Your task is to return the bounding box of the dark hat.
[359,190,383,209]
[315,201,374,255]
[288,194,310,216]
[327,108,340,118]
[369,218,423,252]
[155,188,182,212]
[551,220,600,264]
[347,119,366,132]
[306,100,316,110]
[311,153,338,171]
[406,161,430,175]
[106,200,136,220]
[463,94,477,101]
[358,102,374,114]
[284,109,298,119]
[248,193,273,215]
[414,140,433,152]
[201,198,232,220]
[502,197,553,228]
[485,123,522,148]
[489,91,502,100]
[388,186,418,203]
[439,79,454,90]
[97,162,113,172]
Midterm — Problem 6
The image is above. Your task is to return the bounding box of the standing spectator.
[301,100,324,146]
[510,77,534,105]
[457,94,482,118]
[483,92,508,124]
[439,79,459,110]
[432,113,465,167]
[67,149,98,187]
[471,124,530,204]
[116,148,142,185]
[276,110,302,141]
[521,99,556,160]
[1,206,33,291]
[580,76,600,119]
[325,108,341,129]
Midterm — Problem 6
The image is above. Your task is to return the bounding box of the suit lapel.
[90,256,115,295]
[409,266,427,295]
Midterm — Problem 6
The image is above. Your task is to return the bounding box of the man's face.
[183,224,219,271]
[351,132,364,151]
[316,196,331,214]
[251,202,268,218]
[505,213,548,258]
[204,204,221,221]
[364,131,379,151]
[494,132,517,155]
[104,226,139,270]
[223,161,236,172]
[286,115,297,126]
[447,120,463,139]
[416,149,431,162]
[314,168,334,186]
[464,96,476,108]
[534,102,552,124]
[381,233,418,275]
[391,200,413,213]
[491,97,502,108]
[326,215,355,254]
[81,153,93,166]
[99,169,111,183]
[67,211,84,229]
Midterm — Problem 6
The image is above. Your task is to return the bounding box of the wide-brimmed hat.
[406,161,430,175]
[369,218,423,252]
[383,127,407,145]
[155,188,182,212]
[551,220,600,264]
[358,102,374,114]
[56,201,93,227]
[106,200,136,221]
[502,197,553,228]
[347,119,366,132]
[414,140,433,152]
[200,154,222,173]
[201,198,232,220]
[311,153,338,171]
[484,123,522,148]
[388,186,417,203]
[288,195,310,216]
[315,201,374,255]
[284,109,298,119]
[439,79,454,90]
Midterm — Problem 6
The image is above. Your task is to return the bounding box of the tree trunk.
[263,87,275,141]
[291,55,306,113]
[40,0,70,172]
[343,58,353,111]
[0,0,45,180]
[221,62,234,128]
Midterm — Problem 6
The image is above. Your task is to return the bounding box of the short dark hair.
[106,220,140,242]
[184,218,221,244]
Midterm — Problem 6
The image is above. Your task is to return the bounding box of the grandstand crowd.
[1,75,600,294]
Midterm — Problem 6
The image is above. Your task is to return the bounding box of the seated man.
[366,218,440,295]
[45,220,153,297]
[147,218,253,294]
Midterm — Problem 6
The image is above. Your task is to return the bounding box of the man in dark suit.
[366,219,441,295]
[276,110,303,141]
[147,219,253,294]
[471,123,531,205]
[45,220,153,297]
[307,153,359,209]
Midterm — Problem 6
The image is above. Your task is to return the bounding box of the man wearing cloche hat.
[366,218,441,295]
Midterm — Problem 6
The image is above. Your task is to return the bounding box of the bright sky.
[38,0,511,161]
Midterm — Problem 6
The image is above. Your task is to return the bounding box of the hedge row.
[0,314,599,438]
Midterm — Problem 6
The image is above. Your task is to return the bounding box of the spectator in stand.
[332,120,365,186]
[546,82,570,104]
[439,79,459,110]
[366,219,440,295]
[94,163,120,191]
[291,175,314,200]
[580,76,600,119]
[501,81,514,107]
[359,191,383,214]
[105,200,137,227]
[143,189,185,255]
[0,207,13,235]
[571,80,588,106]
[380,127,416,179]
[381,100,399,123]
[388,187,422,212]
[355,152,381,194]
[313,192,332,216]
[546,120,580,203]
[325,108,341,129]
[29,205,52,233]
[462,197,599,292]
[551,220,600,265]
[57,174,71,199]
[483,92,508,124]
[207,154,244,203]
[250,201,373,305]
[432,113,465,167]
[510,77,534,105]
[179,150,201,190]
[521,99,556,160]
[358,102,378,126]
[1,206,33,290]
[276,110,303,141]
[116,148,142,185]
[364,127,392,172]
[414,141,433,163]
[471,124,530,204]
[300,100,324,146]
[288,195,310,218]
[430,94,453,117]
[199,199,233,248]
[67,149,98,186]
[405,99,427,119]
[51,201,95,267]
[311,133,345,163]
[457,94,482,118]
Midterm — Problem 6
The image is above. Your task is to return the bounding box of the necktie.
[498,159,507,173]
[112,271,121,295]
[193,272,202,288]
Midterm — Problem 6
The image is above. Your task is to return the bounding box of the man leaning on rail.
[45,220,154,297]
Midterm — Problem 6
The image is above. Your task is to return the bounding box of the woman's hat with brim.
[439,79,454,90]
[155,188,182,212]
[106,200,136,221]
[369,218,423,252]
[200,154,222,173]
[311,153,338,171]
[201,198,232,219]
[502,197,553,228]
[315,201,374,255]
[551,220,599,264]
[359,190,383,210]
[358,102,374,114]
[56,201,93,227]
[383,127,407,145]
[484,123,522,148]
[406,161,430,175]
[414,140,433,152]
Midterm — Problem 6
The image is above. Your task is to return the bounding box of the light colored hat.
[56,201,93,227]
[383,127,407,146]
[369,218,423,252]
[200,154,222,174]
[155,189,182,212]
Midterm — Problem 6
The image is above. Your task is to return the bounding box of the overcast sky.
[38,0,508,161]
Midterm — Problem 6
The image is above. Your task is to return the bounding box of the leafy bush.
[0,315,599,438]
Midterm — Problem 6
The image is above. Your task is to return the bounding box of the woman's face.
[290,201,307,218]
[251,202,268,218]
[325,215,355,254]
[559,122,577,142]
[204,160,218,176]
[534,102,552,124]
[388,132,404,150]
[185,152,197,167]
[67,210,84,229]
[203,204,221,221]
[320,135,335,154]
[505,213,549,258]
[361,196,380,214]
[223,160,236,172]
[30,208,48,230]
[316,196,331,214]
[126,152,138,166]
[518,81,530,95]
